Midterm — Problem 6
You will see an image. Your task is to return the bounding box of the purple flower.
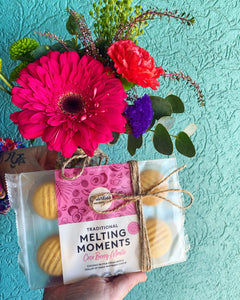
[124,94,153,138]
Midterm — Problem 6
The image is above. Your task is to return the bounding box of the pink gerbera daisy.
[10,51,127,157]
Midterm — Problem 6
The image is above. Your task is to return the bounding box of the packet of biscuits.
[6,157,191,289]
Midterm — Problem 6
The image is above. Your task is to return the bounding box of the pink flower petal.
[11,110,46,138]
[11,52,127,157]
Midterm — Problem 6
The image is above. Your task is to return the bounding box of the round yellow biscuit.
[140,169,168,206]
[37,235,62,276]
[146,218,172,258]
[32,182,57,219]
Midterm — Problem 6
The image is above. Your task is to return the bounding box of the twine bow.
[89,161,193,272]
[61,148,109,180]
[89,164,193,212]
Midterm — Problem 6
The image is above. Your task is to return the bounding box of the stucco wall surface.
[0,0,239,299]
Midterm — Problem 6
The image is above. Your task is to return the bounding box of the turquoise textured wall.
[0,0,240,299]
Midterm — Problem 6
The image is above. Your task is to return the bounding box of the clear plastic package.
[6,157,190,289]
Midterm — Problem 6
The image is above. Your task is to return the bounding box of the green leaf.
[165,95,185,113]
[66,14,82,35]
[175,131,196,157]
[31,45,50,60]
[50,42,65,52]
[150,96,172,120]
[127,134,142,156]
[153,124,173,155]
[50,40,78,53]
[17,52,35,62]
[108,132,121,145]
[120,77,136,91]
[9,61,29,81]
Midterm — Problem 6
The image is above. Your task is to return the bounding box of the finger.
[108,272,147,300]
[43,277,106,300]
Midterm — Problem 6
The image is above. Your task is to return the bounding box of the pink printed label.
[55,163,136,225]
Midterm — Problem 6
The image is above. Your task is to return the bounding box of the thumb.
[108,272,147,300]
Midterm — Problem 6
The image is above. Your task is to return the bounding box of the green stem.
[1,72,14,87]
[75,35,78,47]
[170,134,177,138]
[0,72,14,89]
[0,84,12,95]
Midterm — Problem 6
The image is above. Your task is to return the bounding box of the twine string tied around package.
[61,148,109,180]
[89,161,194,272]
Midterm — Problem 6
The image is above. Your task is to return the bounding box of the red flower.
[107,40,164,90]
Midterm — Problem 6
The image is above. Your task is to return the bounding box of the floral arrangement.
[0,0,204,159]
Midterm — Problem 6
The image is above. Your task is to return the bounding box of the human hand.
[0,145,58,190]
[43,272,147,300]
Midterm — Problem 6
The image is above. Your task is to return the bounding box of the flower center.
[60,94,84,114]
